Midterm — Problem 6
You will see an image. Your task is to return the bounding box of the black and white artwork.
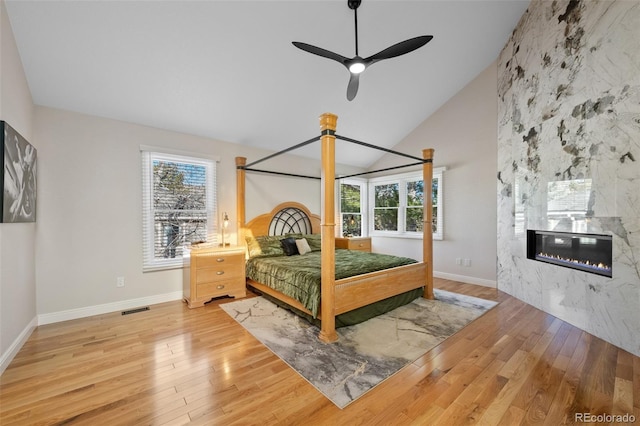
[1,121,37,223]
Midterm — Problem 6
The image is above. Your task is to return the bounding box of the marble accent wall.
[497,0,640,356]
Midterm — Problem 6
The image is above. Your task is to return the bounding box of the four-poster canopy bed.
[236,112,434,343]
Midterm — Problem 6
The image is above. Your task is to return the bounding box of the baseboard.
[37,291,184,325]
[0,317,37,376]
[434,271,496,288]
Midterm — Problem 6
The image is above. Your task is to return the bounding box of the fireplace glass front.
[526,230,612,277]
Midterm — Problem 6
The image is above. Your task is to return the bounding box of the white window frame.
[338,178,367,237]
[141,146,219,272]
[368,168,444,240]
[431,169,444,240]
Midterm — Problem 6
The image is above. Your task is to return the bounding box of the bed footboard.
[333,262,426,315]
[246,262,426,327]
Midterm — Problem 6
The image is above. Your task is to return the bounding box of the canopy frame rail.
[334,134,424,162]
[237,132,432,179]
[241,168,321,180]
[243,136,320,168]
[338,160,430,180]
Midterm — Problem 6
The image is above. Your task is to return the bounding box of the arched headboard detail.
[269,206,312,235]
[243,201,321,238]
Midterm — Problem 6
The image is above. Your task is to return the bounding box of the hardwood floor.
[1,279,638,425]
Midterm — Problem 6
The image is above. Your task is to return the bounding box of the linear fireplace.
[526,230,612,277]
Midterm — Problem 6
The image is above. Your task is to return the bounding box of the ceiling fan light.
[349,62,366,74]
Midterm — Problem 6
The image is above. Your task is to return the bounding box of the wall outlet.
[455,258,462,265]
[116,276,125,287]
[463,258,472,267]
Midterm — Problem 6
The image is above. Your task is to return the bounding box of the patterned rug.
[220,289,498,408]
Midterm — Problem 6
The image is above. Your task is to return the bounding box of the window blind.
[141,149,217,272]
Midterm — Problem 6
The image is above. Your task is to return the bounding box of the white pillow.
[295,238,311,255]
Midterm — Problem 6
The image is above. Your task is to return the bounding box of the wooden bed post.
[422,149,435,299]
[236,157,247,246]
[319,113,338,343]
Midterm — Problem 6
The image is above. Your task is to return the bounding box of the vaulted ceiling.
[5,0,529,167]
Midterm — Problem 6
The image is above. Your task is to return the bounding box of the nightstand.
[335,237,371,253]
[183,245,246,308]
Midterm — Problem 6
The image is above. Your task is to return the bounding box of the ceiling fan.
[292,0,433,101]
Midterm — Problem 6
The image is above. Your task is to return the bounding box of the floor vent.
[122,306,150,315]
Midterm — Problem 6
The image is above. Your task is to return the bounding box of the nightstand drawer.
[349,239,371,251]
[335,237,371,252]
[195,252,244,268]
[196,264,243,284]
[197,279,244,298]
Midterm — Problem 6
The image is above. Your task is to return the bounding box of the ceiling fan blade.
[364,35,433,65]
[292,41,348,65]
[346,73,360,101]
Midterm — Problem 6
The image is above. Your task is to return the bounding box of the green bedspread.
[245,249,418,318]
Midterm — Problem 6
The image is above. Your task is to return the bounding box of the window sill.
[371,232,443,241]
[143,263,184,273]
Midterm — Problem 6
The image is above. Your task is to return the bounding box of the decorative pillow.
[295,238,312,255]
[304,234,322,252]
[246,235,285,258]
[280,237,299,256]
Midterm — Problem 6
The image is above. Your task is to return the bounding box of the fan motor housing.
[348,0,361,10]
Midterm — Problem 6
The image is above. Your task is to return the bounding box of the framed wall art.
[1,121,37,223]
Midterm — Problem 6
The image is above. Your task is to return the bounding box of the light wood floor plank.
[1,279,638,425]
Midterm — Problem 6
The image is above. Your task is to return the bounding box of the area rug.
[220,289,498,408]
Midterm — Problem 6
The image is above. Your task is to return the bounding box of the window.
[373,182,399,231]
[141,147,218,271]
[368,168,444,240]
[339,179,366,236]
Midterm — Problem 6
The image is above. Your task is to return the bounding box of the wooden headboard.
[243,202,321,239]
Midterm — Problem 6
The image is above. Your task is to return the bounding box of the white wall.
[369,62,499,286]
[0,0,36,371]
[33,106,363,317]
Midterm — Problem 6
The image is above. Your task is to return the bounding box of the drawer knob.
[216,258,225,262]
[216,271,225,275]
[358,243,364,247]
[216,284,225,289]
